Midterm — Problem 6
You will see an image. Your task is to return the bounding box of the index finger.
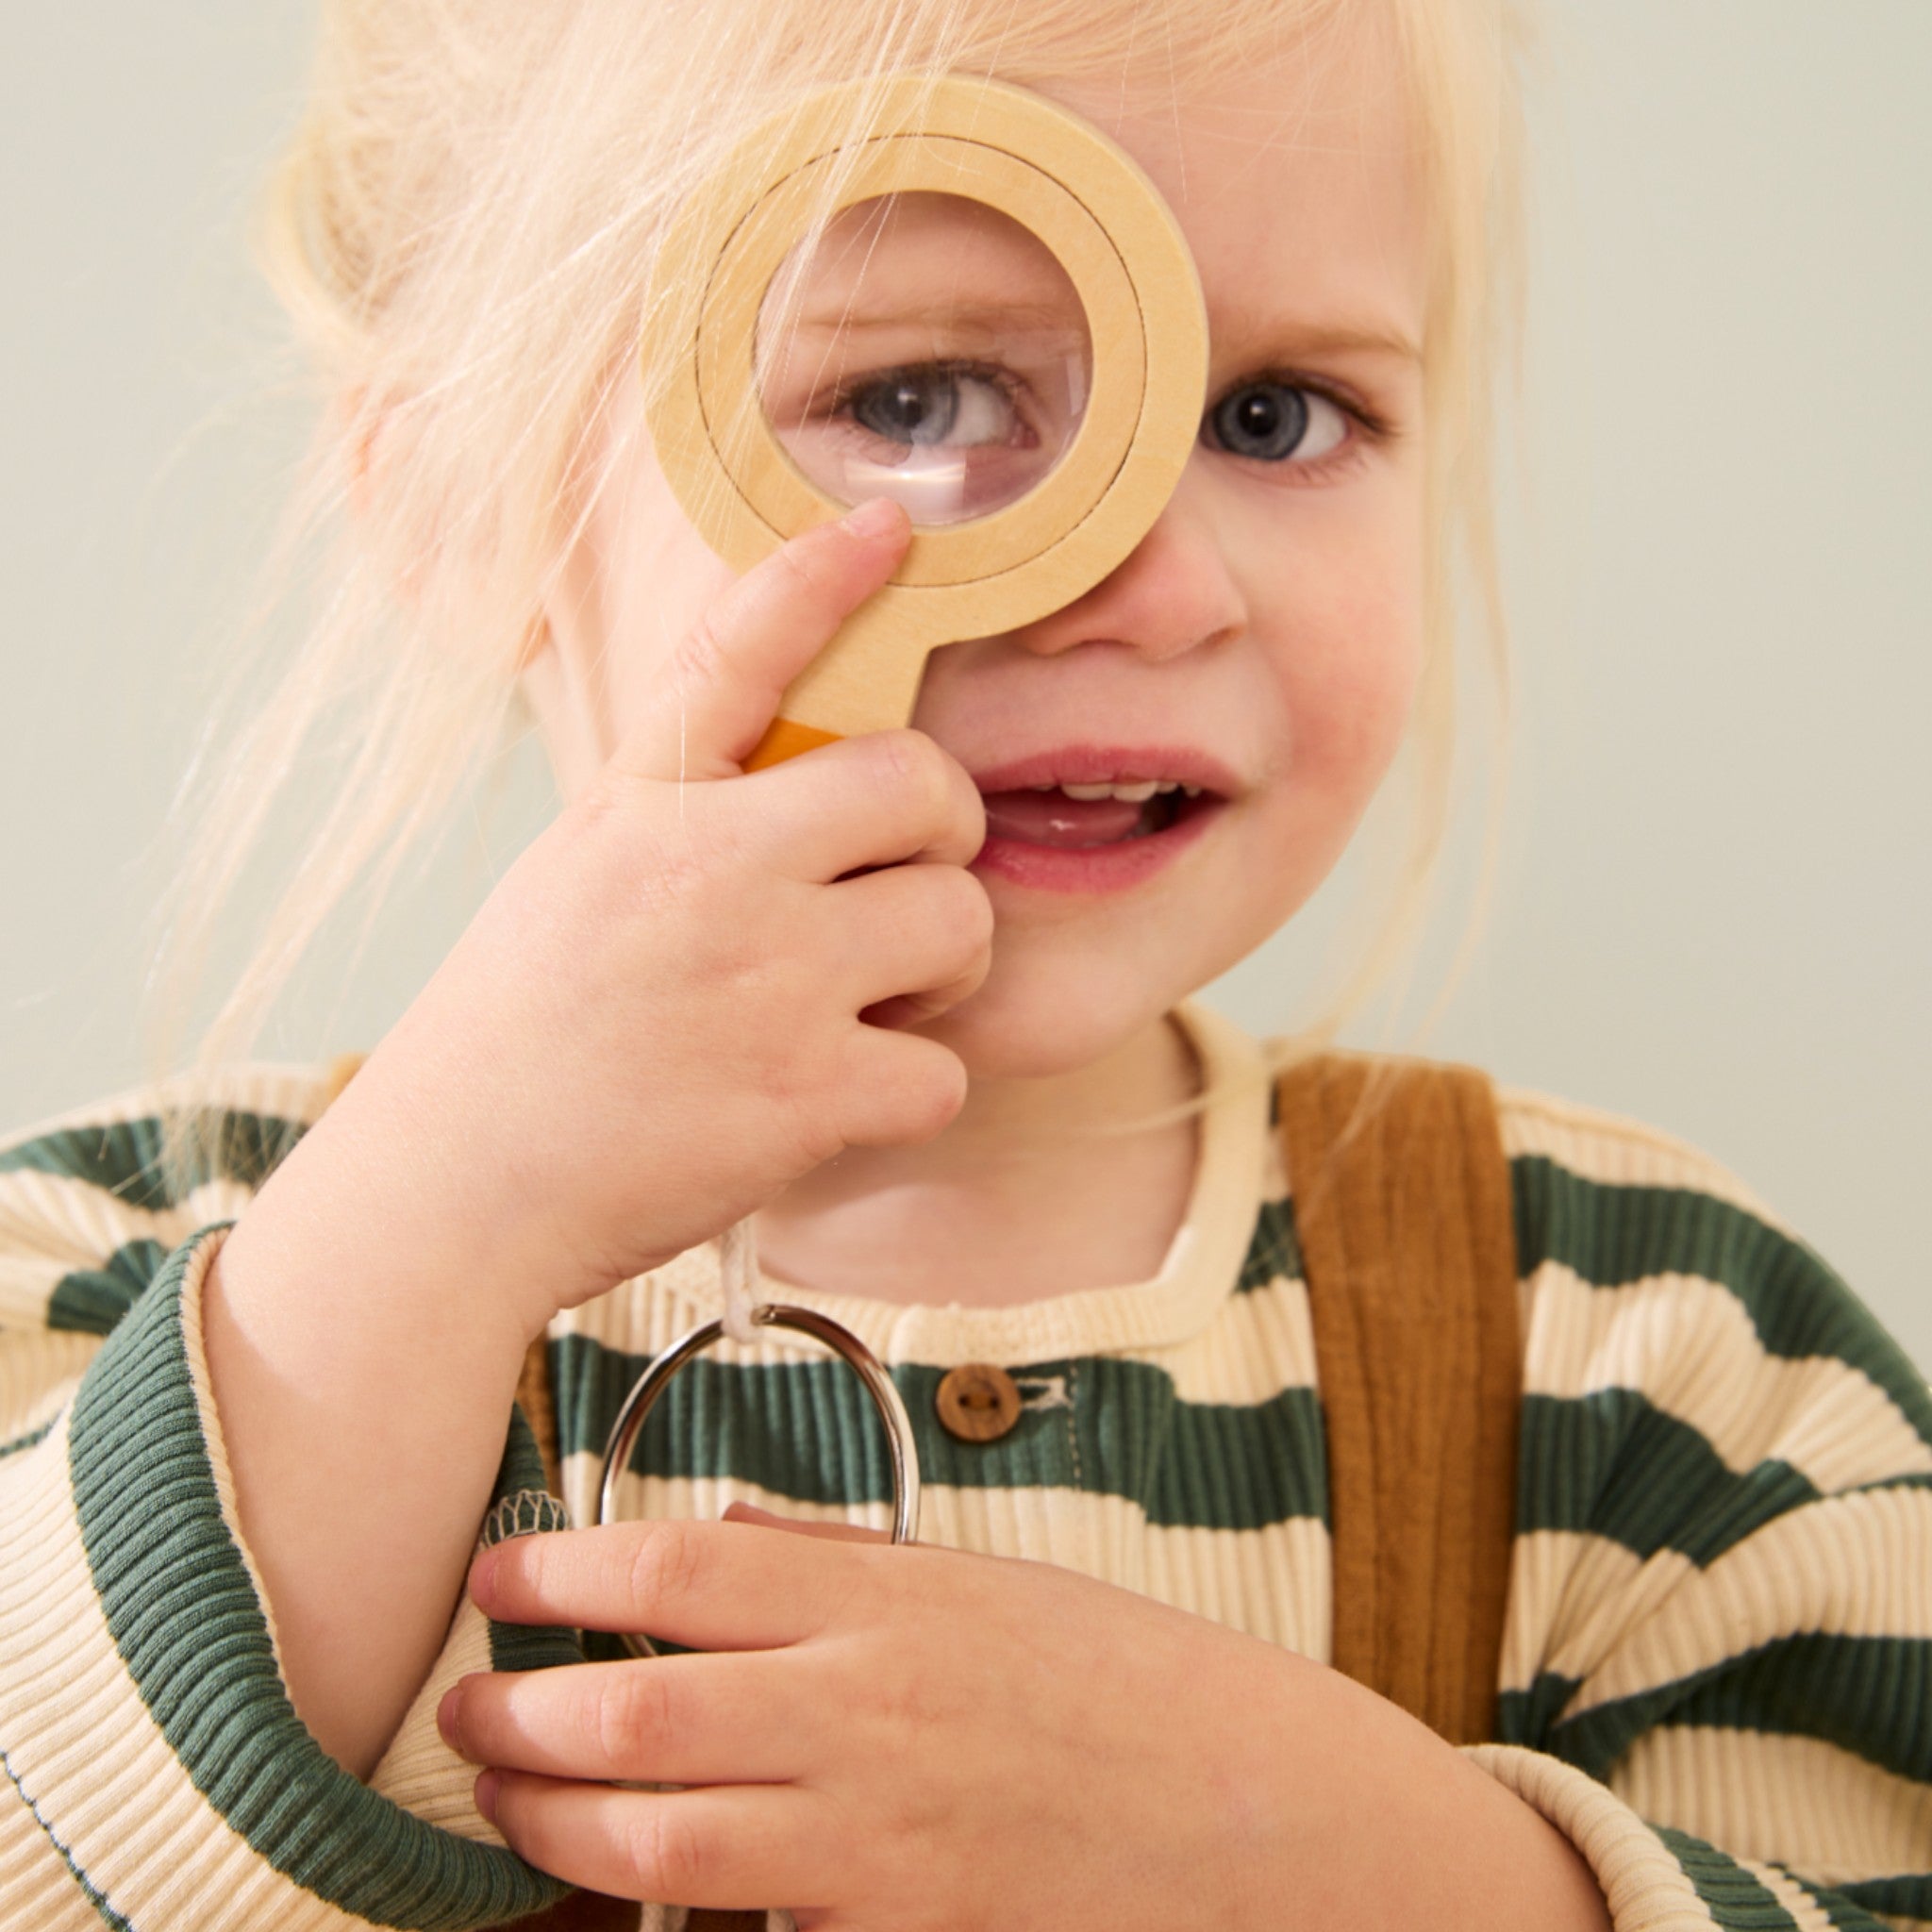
[470,1519,884,1649]
[612,498,910,784]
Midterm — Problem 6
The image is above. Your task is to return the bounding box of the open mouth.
[966,750,1236,893]
[978,778,1218,849]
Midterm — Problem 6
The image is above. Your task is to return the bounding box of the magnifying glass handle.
[742,614,932,770]
[743,715,842,771]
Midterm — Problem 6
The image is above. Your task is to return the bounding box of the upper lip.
[969,745,1242,798]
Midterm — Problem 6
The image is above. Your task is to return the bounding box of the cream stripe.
[1497,1090,1786,1232]
[0,1405,406,1929]
[1463,1743,1720,1929]
[1151,1271,1317,1405]
[0,1333,96,1443]
[1500,1530,1697,1695]
[369,1598,508,1843]
[573,1460,1332,1660]
[1524,1265,1932,1491]
[559,1269,1320,1409]
[1609,1727,1932,1890]
[0,1767,123,1932]
[0,1167,257,1265]
[1,1062,331,1144]
[1566,1486,1932,1721]
[0,1178,256,1335]
[1734,1861,1842,1932]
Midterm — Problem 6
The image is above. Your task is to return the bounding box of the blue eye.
[846,364,1023,448]
[1206,381,1348,463]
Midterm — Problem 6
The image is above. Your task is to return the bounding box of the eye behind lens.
[853,373,961,447]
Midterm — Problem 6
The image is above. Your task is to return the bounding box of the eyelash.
[1202,372,1396,479]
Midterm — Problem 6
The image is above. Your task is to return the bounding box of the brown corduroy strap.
[1275,1051,1521,1746]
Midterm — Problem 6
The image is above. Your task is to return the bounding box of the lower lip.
[971,797,1224,894]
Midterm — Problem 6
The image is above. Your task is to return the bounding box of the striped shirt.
[1,1001,1927,1930]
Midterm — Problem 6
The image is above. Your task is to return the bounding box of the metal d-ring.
[597,1303,923,1657]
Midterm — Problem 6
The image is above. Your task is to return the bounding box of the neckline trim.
[648,1002,1274,1366]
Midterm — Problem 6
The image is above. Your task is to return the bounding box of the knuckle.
[623,1523,708,1622]
[902,1050,968,1141]
[772,536,836,603]
[869,730,951,824]
[595,1665,677,1769]
[628,1803,710,1900]
[667,614,731,699]
[937,869,994,949]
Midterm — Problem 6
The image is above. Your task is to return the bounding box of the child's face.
[535,25,1426,1079]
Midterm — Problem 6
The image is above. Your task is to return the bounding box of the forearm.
[203,1074,556,1780]
[1261,1659,1611,1932]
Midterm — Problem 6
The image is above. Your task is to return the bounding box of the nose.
[1003,484,1247,663]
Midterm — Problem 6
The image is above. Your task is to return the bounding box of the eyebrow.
[1208,303,1423,365]
[778,300,1082,336]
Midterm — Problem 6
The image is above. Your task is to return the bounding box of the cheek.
[1259,511,1426,808]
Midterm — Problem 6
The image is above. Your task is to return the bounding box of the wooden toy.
[643,74,1209,768]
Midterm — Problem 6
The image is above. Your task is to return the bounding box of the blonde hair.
[149,0,1530,1162]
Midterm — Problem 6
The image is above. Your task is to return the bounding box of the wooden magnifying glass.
[643,75,1208,770]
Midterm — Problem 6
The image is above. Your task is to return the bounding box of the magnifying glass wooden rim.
[643,74,1208,758]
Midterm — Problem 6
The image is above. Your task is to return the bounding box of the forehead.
[1029,21,1426,360]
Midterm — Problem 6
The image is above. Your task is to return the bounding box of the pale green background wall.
[4,7,1928,1357]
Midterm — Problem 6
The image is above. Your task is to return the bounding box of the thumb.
[611,498,909,783]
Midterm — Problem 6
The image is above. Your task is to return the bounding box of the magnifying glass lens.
[756,192,1091,527]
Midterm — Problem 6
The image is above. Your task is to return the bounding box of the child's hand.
[439,1512,1613,1931]
[436,1512,1323,1929]
[319,499,991,1329]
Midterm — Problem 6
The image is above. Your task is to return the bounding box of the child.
[2,1,1927,1928]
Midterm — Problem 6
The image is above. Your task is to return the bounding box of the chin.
[910,945,1187,1082]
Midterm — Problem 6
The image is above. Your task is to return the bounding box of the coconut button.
[934,1363,1024,1443]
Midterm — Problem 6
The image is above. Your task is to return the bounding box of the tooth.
[1153,781,1179,794]
[1109,781,1161,803]
[1061,783,1116,801]
[1181,783,1202,798]
[1029,783,1058,792]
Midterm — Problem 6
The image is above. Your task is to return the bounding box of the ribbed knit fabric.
[1,1002,1928,1931]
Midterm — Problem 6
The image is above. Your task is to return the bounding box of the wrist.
[1237,1657,1611,1932]
[268,1068,577,1346]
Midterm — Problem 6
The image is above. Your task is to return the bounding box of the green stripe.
[1771,1871,1898,1932]
[68,1230,567,1929]
[560,1335,1329,1533]
[1658,1634,1932,1785]
[1513,1158,1932,1453]
[1505,1634,1932,1785]
[1235,1195,1302,1293]
[1653,1824,1796,1927]
[1,1745,133,1929]
[0,1416,56,1461]
[0,1109,308,1215]
[1517,1390,1822,1566]
[1838,1875,1932,1921]
[1492,1671,1585,1750]
[47,1238,170,1336]
[484,1402,582,1678]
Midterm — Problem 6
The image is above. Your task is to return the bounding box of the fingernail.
[840,497,903,540]
[475,1769,500,1825]
[436,1687,460,1744]
[468,1546,499,1605]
